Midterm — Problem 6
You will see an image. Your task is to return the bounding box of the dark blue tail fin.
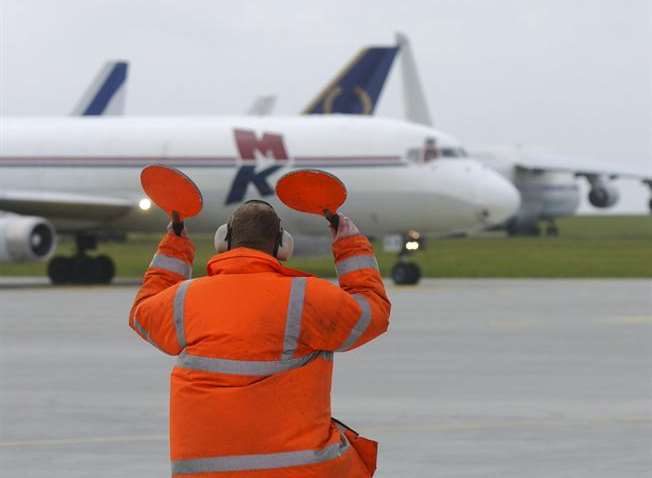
[72,61,129,116]
[303,46,398,115]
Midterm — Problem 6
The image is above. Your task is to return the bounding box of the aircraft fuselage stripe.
[0,155,405,168]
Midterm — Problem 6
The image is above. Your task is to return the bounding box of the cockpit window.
[406,139,467,162]
[440,148,468,158]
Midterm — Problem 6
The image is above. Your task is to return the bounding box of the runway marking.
[0,434,166,448]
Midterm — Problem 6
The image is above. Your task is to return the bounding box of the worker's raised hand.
[330,215,360,242]
[167,212,188,238]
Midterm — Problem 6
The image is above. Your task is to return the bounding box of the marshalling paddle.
[275,169,347,229]
[140,164,203,236]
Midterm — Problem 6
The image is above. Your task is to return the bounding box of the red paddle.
[275,169,347,229]
[140,165,203,236]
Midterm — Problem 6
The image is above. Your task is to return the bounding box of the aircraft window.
[439,148,467,158]
[440,148,457,157]
[406,139,467,162]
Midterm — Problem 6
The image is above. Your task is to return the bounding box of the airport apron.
[129,233,391,477]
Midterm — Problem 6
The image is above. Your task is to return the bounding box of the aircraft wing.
[515,152,652,182]
[0,190,135,220]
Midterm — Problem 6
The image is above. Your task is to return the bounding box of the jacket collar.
[206,247,313,277]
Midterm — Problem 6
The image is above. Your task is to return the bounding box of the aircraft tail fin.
[303,46,398,115]
[247,95,277,116]
[72,61,128,116]
[395,32,433,126]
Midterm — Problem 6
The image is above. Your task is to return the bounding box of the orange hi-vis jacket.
[129,232,391,477]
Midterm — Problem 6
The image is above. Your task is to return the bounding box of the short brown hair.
[229,201,280,253]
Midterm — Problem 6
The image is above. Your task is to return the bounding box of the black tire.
[95,255,115,284]
[391,262,421,285]
[546,225,559,237]
[69,256,95,284]
[47,256,73,285]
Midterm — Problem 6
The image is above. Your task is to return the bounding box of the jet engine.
[587,176,620,208]
[0,214,56,262]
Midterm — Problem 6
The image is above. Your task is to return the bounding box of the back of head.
[230,201,280,255]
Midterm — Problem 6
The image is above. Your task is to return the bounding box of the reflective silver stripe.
[335,255,379,277]
[281,277,307,361]
[149,253,192,279]
[337,294,372,352]
[173,280,191,349]
[176,351,320,376]
[172,432,350,474]
[133,318,162,351]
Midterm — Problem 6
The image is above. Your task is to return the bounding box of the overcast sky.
[1,0,650,213]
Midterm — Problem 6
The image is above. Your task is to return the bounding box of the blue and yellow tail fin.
[303,46,398,115]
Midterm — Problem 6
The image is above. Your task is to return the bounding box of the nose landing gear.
[47,233,115,285]
[386,231,424,285]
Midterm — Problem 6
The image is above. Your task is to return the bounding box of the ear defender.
[275,229,294,261]
[214,224,230,253]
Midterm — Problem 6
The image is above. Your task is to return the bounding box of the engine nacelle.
[0,215,56,262]
[587,180,620,208]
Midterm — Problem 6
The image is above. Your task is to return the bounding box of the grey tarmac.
[1,279,650,477]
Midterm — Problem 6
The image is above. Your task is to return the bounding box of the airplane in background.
[298,34,652,236]
[0,57,519,286]
[72,60,128,116]
[393,33,652,236]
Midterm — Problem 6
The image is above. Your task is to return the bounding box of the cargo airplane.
[0,58,519,286]
[393,33,652,236]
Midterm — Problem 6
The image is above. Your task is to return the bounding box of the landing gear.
[47,234,115,285]
[507,221,541,236]
[545,220,559,237]
[391,260,421,285]
[388,230,424,285]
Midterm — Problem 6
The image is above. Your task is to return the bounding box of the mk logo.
[226,129,289,205]
[234,129,288,161]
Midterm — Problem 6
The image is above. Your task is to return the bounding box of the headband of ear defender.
[213,200,294,261]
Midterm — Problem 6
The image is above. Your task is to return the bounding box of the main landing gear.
[47,233,115,285]
[506,219,559,237]
[388,231,424,286]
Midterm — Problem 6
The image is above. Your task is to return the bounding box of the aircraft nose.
[477,168,520,226]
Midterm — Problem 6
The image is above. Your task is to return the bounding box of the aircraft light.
[405,240,420,251]
[139,198,152,211]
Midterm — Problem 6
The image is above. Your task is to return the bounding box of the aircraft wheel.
[391,262,421,285]
[545,225,559,237]
[95,255,115,284]
[48,256,73,285]
[70,256,98,284]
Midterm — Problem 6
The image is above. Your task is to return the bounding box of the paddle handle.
[171,211,184,237]
[324,210,340,230]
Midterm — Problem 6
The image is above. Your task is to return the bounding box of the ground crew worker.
[129,199,391,477]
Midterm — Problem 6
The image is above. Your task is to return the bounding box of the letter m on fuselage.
[234,129,288,161]
[226,129,289,204]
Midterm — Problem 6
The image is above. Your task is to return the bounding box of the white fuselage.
[0,115,519,238]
